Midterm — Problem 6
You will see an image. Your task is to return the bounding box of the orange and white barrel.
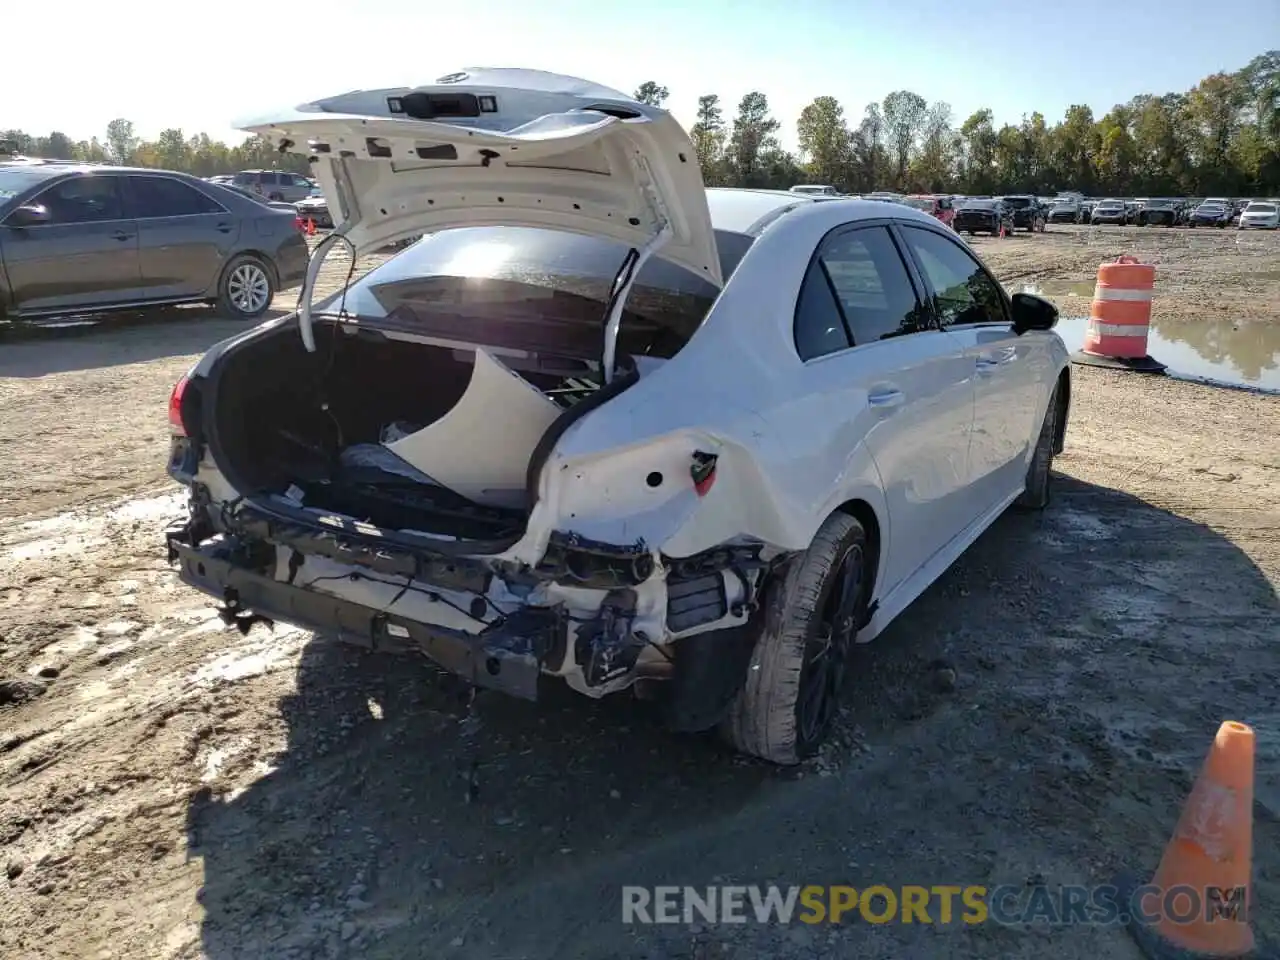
[1082,256,1155,359]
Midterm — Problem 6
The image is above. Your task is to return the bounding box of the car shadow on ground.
[0,304,293,378]
[185,473,1279,960]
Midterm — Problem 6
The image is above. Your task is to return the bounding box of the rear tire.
[720,512,869,765]
[1016,383,1061,510]
[217,254,275,320]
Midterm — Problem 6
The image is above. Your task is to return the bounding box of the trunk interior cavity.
[208,320,617,544]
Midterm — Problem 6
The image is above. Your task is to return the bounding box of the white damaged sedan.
[164,69,1070,764]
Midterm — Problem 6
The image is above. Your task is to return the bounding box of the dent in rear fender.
[516,420,887,576]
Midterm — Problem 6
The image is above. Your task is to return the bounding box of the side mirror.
[7,203,50,227]
[1010,292,1058,335]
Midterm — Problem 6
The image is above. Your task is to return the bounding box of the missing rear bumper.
[168,536,554,700]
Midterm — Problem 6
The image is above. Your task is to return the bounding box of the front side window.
[900,225,1008,327]
[29,176,124,224]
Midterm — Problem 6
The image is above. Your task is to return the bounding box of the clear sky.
[6,0,1277,149]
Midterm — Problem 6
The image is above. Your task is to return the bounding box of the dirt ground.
[0,225,1277,959]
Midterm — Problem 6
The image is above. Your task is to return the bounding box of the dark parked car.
[1137,199,1179,226]
[1047,198,1084,223]
[232,169,315,203]
[953,198,1015,236]
[997,195,1047,232]
[1090,200,1129,225]
[1188,200,1233,228]
[0,163,309,322]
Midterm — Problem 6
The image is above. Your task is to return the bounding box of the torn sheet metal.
[384,347,562,508]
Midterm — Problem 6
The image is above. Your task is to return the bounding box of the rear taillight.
[168,375,189,436]
[691,451,718,497]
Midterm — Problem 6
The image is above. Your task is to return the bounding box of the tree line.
[6,53,1278,197]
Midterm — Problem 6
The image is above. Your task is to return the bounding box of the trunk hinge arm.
[601,157,673,385]
[297,158,360,353]
[296,229,357,353]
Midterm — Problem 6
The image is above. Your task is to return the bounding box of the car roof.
[1,163,206,179]
[705,187,939,236]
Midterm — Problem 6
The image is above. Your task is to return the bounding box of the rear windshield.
[1097,202,1124,209]
[323,227,753,361]
[959,199,995,210]
[1000,197,1033,208]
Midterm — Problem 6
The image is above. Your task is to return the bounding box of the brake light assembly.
[690,451,718,497]
[168,375,189,436]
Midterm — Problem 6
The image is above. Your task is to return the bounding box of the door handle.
[215,222,233,233]
[868,387,904,409]
[976,350,1014,371]
[111,231,132,242]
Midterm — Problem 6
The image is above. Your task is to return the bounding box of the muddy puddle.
[1022,284,1280,391]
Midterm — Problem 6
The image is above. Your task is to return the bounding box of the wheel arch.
[1053,366,1070,455]
[833,497,883,625]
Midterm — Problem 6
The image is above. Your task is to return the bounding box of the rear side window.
[793,225,925,359]
[126,176,224,218]
[794,259,848,359]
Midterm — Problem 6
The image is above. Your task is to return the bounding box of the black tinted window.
[793,259,848,360]
[127,176,223,218]
[901,226,1007,327]
[31,176,124,224]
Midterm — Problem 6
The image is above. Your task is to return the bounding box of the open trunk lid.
[237,68,720,281]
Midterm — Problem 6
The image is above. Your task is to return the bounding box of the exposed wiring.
[299,567,505,627]
[310,236,359,453]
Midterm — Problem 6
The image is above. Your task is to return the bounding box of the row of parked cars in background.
[787,185,1280,232]
[1044,193,1278,229]
[204,171,334,228]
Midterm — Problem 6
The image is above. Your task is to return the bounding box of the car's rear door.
[897,224,1053,512]
[0,173,142,315]
[791,221,974,596]
[122,174,237,300]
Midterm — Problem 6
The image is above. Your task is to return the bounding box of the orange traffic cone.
[305,218,316,237]
[1119,721,1261,958]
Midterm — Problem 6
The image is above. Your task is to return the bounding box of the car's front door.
[898,224,1049,512]
[792,222,975,596]
[122,174,237,300]
[0,174,142,315]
